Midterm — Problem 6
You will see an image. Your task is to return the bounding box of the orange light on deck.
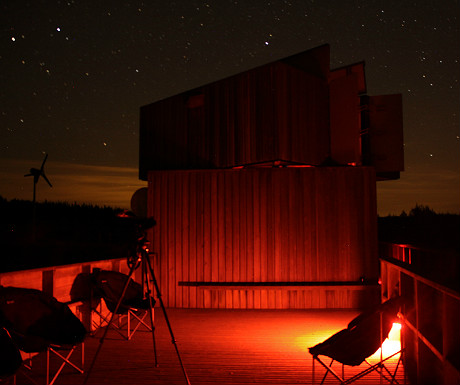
[293,311,361,352]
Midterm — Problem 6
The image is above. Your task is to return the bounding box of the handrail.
[379,241,459,292]
[380,257,460,384]
[380,256,460,300]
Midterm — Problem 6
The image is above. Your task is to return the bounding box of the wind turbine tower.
[24,153,52,239]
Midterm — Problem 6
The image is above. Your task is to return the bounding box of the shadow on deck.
[14,309,405,385]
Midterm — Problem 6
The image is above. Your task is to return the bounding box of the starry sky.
[1,0,459,214]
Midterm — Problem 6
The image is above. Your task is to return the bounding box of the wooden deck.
[13,309,406,385]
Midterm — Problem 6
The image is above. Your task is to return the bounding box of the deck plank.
[14,309,406,385]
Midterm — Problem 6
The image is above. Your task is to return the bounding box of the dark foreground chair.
[309,296,405,385]
[0,285,86,384]
[71,269,154,339]
[0,327,22,379]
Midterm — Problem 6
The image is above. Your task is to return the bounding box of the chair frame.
[312,348,404,385]
[91,300,152,340]
[15,343,84,385]
[310,306,406,385]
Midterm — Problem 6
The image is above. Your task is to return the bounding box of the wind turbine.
[25,153,53,203]
[24,153,52,240]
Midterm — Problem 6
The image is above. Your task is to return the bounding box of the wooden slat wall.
[139,61,329,179]
[367,94,404,173]
[147,167,378,309]
[329,73,361,165]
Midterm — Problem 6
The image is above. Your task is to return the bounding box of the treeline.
[0,197,139,272]
[1,197,458,273]
[378,204,459,252]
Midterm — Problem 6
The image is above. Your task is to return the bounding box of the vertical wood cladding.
[147,167,378,309]
[139,60,329,178]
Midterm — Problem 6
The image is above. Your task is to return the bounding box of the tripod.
[83,217,191,385]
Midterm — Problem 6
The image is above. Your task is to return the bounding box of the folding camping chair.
[0,286,86,385]
[71,269,154,340]
[309,296,405,385]
[17,342,84,385]
[90,299,151,340]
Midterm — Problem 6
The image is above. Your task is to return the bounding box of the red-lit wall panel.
[147,167,378,309]
[368,94,404,173]
[329,73,361,165]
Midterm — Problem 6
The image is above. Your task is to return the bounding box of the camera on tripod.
[117,210,156,232]
[117,211,157,270]
[83,210,190,385]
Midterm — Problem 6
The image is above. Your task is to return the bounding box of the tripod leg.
[83,262,138,385]
[143,254,158,367]
[145,254,191,385]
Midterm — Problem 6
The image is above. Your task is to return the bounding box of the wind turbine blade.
[40,154,48,171]
[42,173,52,187]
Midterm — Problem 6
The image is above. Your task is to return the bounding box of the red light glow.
[369,322,401,360]
[298,320,402,362]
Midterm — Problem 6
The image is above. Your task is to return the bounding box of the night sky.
[1,1,458,214]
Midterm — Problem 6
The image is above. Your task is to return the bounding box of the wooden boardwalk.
[13,309,406,385]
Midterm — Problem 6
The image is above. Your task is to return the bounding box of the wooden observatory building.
[138,44,403,309]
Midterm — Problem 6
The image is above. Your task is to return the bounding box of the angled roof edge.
[141,44,332,108]
[281,43,330,80]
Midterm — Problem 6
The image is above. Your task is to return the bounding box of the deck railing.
[0,257,131,332]
[380,256,460,385]
[0,257,129,302]
[3,249,459,384]
[379,241,459,292]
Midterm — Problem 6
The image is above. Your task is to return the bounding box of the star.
[0,0,458,213]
